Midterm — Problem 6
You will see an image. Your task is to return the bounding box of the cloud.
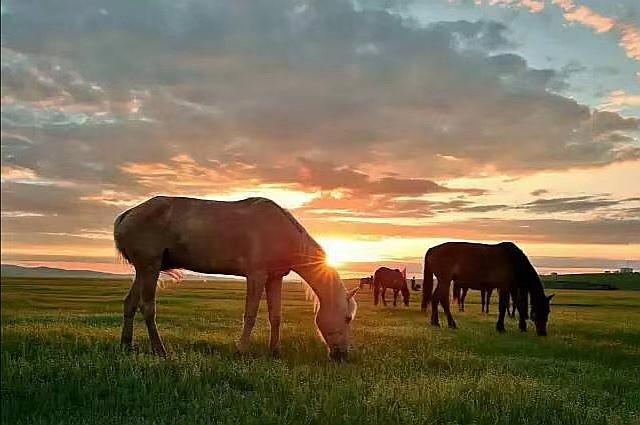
[305,216,640,244]
[600,90,640,112]
[521,195,640,213]
[1,0,639,263]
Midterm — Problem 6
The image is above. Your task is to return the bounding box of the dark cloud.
[530,189,549,196]
[521,195,640,213]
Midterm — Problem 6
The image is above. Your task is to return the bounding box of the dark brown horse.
[373,267,410,306]
[421,242,553,335]
[453,283,517,316]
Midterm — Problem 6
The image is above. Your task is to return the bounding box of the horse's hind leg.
[496,289,509,333]
[381,287,388,306]
[265,274,283,357]
[120,275,141,349]
[137,263,165,356]
[460,288,467,312]
[238,270,268,353]
[480,289,487,313]
[438,280,456,329]
[430,281,440,327]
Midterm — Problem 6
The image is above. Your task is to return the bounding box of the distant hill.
[0,264,129,279]
[542,273,640,291]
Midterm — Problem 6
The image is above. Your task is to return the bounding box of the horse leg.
[460,288,467,312]
[137,264,165,356]
[238,270,268,353]
[487,288,496,314]
[496,289,509,333]
[120,275,141,350]
[438,281,456,329]
[393,289,399,307]
[517,288,528,331]
[265,274,283,357]
[430,280,440,327]
[374,284,380,306]
[381,287,388,306]
[481,289,486,313]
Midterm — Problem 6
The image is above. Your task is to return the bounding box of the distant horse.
[373,267,410,306]
[421,242,553,335]
[114,196,359,361]
[452,283,517,316]
[360,276,373,290]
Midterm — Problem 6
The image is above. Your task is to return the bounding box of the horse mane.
[501,242,543,294]
[301,280,320,313]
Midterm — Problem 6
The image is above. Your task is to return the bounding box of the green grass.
[2,277,639,425]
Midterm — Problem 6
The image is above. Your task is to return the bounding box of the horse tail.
[421,249,433,312]
[113,209,132,264]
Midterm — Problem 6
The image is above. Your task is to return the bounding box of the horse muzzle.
[329,347,348,362]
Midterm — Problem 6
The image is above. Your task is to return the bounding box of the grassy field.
[2,277,639,425]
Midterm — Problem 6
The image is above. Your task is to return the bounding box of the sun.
[320,239,352,267]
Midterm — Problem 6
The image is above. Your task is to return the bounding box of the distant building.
[620,267,634,273]
[550,272,558,280]
[604,270,610,274]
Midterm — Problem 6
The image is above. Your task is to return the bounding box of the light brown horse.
[114,196,359,360]
[422,242,553,336]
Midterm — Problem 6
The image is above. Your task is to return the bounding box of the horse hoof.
[448,322,457,329]
[271,350,281,359]
[496,327,506,333]
[431,322,440,328]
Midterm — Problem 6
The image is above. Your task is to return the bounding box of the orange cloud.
[486,0,640,61]
[619,25,640,61]
[600,90,640,112]
[563,6,615,33]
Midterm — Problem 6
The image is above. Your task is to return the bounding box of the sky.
[1,0,639,277]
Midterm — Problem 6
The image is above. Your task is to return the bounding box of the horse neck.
[293,264,343,302]
[526,274,546,304]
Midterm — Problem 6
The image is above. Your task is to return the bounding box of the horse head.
[530,294,554,336]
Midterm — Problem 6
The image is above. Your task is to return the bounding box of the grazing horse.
[373,267,410,306]
[114,196,359,361]
[359,276,374,290]
[421,242,553,335]
[453,283,518,316]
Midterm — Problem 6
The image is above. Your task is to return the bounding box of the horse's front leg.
[381,287,388,306]
[137,263,165,356]
[265,274,283,357]
[393,289,399,307]
[496,289,509,333]
[238,271,268,353]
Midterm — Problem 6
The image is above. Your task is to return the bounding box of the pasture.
[1,277,639,425]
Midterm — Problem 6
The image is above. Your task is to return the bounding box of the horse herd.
[114,196,553,361]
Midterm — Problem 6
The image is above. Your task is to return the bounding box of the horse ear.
[547,294,555,301]
[347,286,360,300]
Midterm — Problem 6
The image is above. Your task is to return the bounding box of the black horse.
[452,282,517,316]
[373,267,410,306]
[421,242,553,335]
